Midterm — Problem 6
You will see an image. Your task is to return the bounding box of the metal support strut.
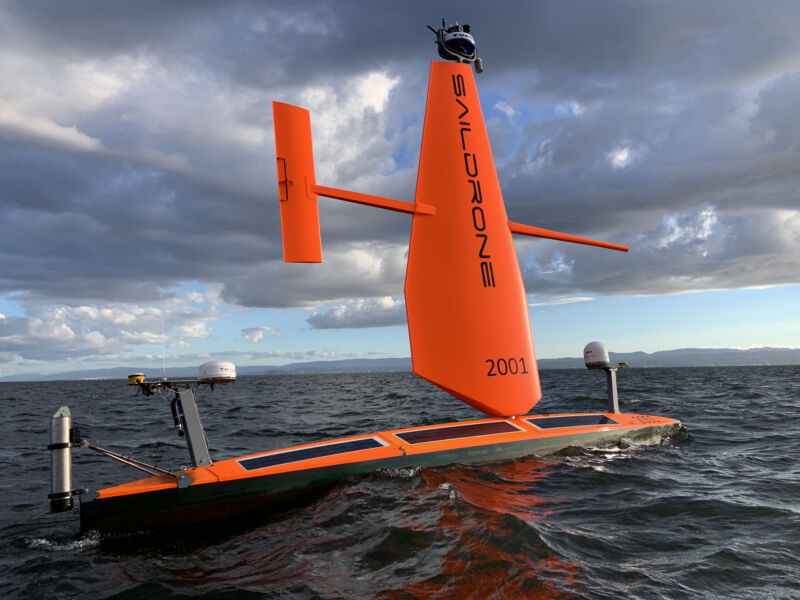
[584,342,622,414]
[46,377,221,512]
[605,367,620,414]
[171,387,212,467]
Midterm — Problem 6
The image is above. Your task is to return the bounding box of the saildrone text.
[453,73,495,288]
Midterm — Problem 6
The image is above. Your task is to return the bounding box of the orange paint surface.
[311,184,435,216]
[94,414,678,500]
[508,220,629,252]
[95,474,176,499]
[272,62,636,420]
[406,62,540,417]
[272,101,322,263]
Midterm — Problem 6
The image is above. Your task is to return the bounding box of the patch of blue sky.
[298,323,410,359]
[481,90,558,125]
[529,284,800,358]
[388,115,424,171]
[0,296,25,317]
[170,281,217,307]
[170,304,411,366]
[390,142,420,174]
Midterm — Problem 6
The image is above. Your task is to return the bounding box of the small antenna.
[160,292,167,380]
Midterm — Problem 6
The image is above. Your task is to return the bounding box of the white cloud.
[308,296,405,329]
[127,348,359,365]
[0,101,104,152]
[522,138,554,173]
[298,70,401,185]
[0,286,229,363]
[555,101,585,116]
[526,250,575,281]
[178,322,211,338]
[494,100,519,118]
[242,326,281,343]
[224,242,409,308]
[655,206,718,257]
[606,146,631,169]
[356,72,399,113]
[604,139,648,170]
[245,349,341,360]
[528,296,595,307]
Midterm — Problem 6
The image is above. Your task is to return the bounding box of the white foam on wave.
[26,531,100,552]
[380,465,421,479]
[438,482,458,499]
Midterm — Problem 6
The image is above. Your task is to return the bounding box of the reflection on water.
[393,463,580,599]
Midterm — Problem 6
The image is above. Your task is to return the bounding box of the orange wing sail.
[405,62,539,417]
[272,102,322,263]
[272,62,627,418]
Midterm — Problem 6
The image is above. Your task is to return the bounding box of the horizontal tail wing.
[272,101,322,263]
[508,221,628,252]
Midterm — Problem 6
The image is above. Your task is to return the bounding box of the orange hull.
[81,413,679,532]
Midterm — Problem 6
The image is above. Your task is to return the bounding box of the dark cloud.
[0,140,278,304]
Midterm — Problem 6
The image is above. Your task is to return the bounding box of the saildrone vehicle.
[48,22,679,533]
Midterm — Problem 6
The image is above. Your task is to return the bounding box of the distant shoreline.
[2,347,799,382]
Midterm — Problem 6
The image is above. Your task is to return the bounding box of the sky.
[0,1,799,378]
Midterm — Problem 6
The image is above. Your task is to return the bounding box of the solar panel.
[395,421,521,445]
[238,437,385,471]
[525,415,620,429]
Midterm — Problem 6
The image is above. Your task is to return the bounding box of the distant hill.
[538,347,800,369]
[1,348,798,382]
[0,358,413,382]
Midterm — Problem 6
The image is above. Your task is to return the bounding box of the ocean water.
[1,367,798,599]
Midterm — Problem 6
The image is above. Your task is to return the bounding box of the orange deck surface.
[95,413,678,500]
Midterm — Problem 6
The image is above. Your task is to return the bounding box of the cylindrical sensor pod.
[49,406,73,512]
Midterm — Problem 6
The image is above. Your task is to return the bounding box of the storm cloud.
[1,1,799,369]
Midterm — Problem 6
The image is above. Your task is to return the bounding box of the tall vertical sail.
[273,61,627,419]
[405,62,539,417]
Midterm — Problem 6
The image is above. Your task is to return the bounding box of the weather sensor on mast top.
[428,20,483,73]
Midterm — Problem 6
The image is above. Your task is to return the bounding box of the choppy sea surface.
[1,367,798,599]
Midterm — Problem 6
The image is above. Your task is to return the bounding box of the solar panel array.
[238,438,384,471]
[394,421,521,444]
[524,415,619,429]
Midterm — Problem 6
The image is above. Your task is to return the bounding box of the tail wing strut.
[273,101,433,263]
[508,221,628,252]
[312,185,435,216]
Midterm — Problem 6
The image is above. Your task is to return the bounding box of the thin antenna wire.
[160,292,167,380]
